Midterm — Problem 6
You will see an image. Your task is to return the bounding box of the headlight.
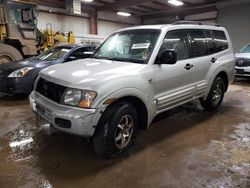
[8,67,34,78]
[63,88,97,108]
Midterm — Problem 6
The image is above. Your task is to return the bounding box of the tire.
[0,44,23,64]
[93,102,138,158]
[200,77,226,111]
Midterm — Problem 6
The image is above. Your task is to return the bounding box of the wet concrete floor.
[0,80,249,188]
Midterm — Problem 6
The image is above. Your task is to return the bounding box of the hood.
[40,58,148,90]
[235,53,250,59]
[0,59,56,74]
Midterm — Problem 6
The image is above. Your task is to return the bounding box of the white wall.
[37,12,89,36]
[97,11,140,36]
[98,11,141,25]
[37,11,139,43]
[217,5,250,51]
[97,20,133,36]
[143,11,217,25]
[143,16,176,25]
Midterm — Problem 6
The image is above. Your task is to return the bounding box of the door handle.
[184,63,193,70]
[211,57,217,63]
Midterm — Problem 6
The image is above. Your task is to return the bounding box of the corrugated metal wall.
[217,5,250,51]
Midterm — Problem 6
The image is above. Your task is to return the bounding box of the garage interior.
[0,0,250,187]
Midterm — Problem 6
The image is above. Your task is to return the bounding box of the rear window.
[204,30,216,55]
[190,30,207,58]
[213,30,228,52]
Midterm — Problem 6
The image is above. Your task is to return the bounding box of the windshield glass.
[93,29,160,64]
[34,47,72,61]
[239,44,250,53]
[7,2,37,24]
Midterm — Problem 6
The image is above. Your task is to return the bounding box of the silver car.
[30,22,235,158]
[235,43,250,78]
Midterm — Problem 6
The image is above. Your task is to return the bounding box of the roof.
[117,23,226,33]
[53,44,97,49]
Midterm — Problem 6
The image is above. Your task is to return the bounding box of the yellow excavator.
[0,0,75,64]
[38,23,76,51]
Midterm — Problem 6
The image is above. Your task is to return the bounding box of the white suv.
[30,22,235,158]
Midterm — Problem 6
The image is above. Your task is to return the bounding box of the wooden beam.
[142,5,217,19]
[89,9,97,34]
[124,7,147,15]
[97,0,154,11]
[137,4,159,11]
[38,0,66,9]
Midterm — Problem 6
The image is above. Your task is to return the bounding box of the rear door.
[188,29,213,98]
[189,29,231,98]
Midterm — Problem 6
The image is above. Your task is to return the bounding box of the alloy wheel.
[114,114,134,149]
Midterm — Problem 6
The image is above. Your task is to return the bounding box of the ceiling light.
[81,0,93,2]
[168,0,184,6]
[117,11,131,17]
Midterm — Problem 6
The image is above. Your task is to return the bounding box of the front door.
[154,30,196,113]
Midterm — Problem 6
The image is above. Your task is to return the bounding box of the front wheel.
[93,102,138,158]
[200,77,226,111]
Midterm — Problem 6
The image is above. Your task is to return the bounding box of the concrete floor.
[0,81,249,188]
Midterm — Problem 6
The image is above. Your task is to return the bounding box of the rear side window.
[189,30,207,58]
[213,30,228,52]
[204,30,216,54]
[160,30,190,61]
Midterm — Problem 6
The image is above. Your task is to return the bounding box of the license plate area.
[35,103,53,123]
[236,69,245,74]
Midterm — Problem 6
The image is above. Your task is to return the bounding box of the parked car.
[0,44,96,95]
[235,43,250,78]
[30,22,235,158]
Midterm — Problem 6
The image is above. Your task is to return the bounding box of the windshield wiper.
[93,57,145,64]
[93,56,127,62]
[106,57,128,62]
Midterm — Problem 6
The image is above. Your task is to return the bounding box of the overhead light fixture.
[117,11,131,17]
[168,0,184,6]
[81,0,93,2]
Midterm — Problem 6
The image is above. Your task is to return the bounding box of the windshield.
[239,44,250,53]
[7,2,37,24]
[34,47,72,61]
[93,29,160,64]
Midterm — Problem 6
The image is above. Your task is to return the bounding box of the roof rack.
[172,21,221,27]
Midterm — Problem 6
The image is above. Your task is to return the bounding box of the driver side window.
[159,30,191,61]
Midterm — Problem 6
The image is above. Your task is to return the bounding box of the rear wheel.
[93,102,138,158]
[0,44,23,64]
[200,77,226,111]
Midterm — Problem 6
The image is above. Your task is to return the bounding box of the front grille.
[236,58,250,67]
[36,78,67,103]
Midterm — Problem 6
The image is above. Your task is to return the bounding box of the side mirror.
[158,49,177,65]
[67,56,76,61]
[83,51,94,58]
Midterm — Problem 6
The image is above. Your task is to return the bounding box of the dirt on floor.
[0,80,249,188]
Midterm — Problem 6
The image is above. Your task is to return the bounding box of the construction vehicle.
[40,23,76,51]
[0,0,75,64]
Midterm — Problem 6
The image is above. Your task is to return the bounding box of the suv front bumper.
[235,66,250,77]
[29,91,103,137]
